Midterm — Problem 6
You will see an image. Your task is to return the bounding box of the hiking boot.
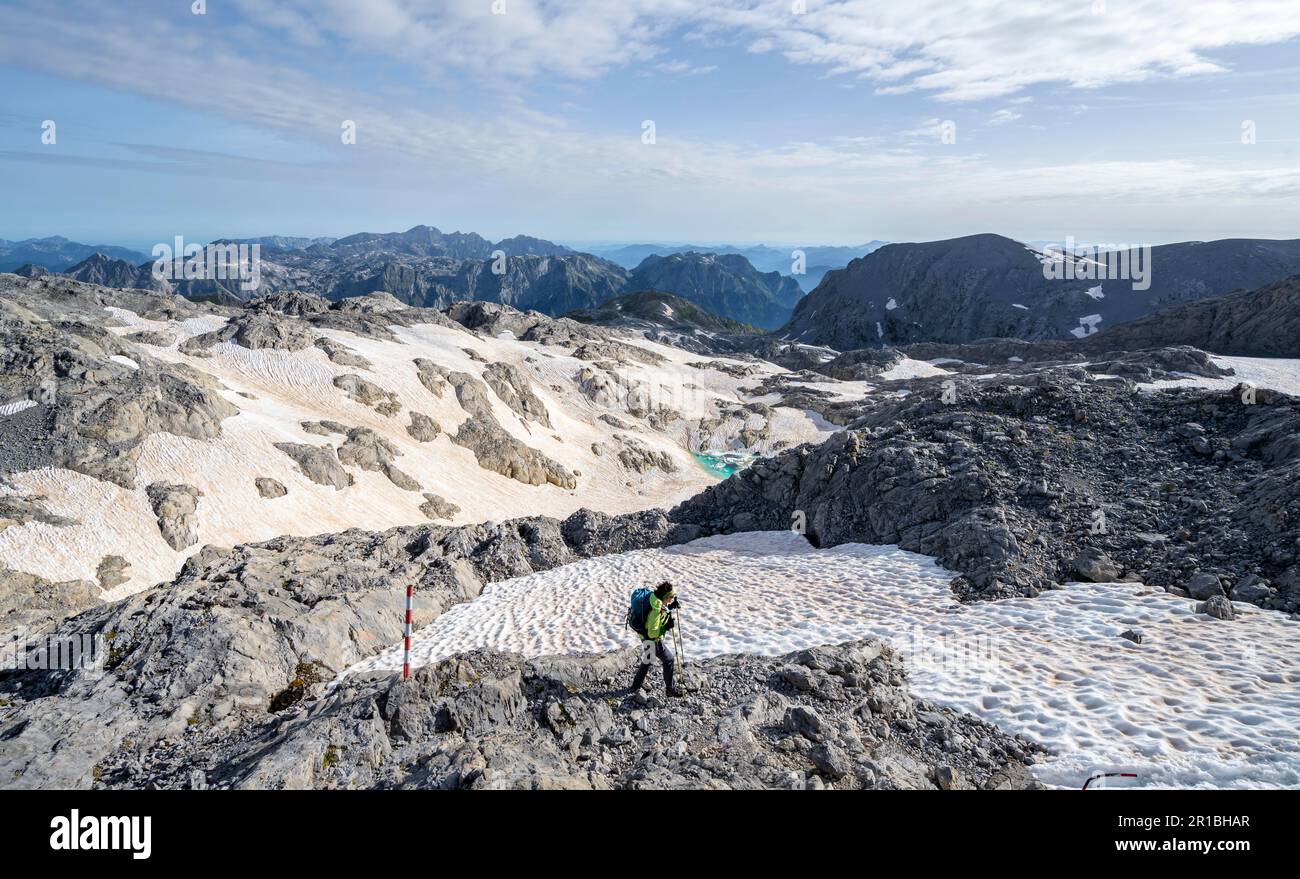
[666,686,685,698]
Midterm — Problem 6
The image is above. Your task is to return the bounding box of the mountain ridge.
[782,233,1300,348]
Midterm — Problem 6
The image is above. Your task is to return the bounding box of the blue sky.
[2,0,1299,249]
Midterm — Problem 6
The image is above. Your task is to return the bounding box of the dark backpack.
[627,588,653,635]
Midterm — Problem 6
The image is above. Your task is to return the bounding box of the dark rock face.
[669,371,1300,610]
[816,347,904,380]
[565,290,762,335]
[783,234,1088,348]
[628,253,804,331]
[782,234,1300,349]
[1072,275,1300,357]
[61,253,155,290]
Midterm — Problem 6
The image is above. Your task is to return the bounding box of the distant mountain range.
[30,226,806,329]
[228,236,337,250]
[0,237,148,273]
[782,233,1300,348]
[25,228,1300,348]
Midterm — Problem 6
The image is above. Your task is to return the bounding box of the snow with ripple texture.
[345,530,1300,789]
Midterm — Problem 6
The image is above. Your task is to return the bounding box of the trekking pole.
[403,583,413,681]
[674,606,687,667]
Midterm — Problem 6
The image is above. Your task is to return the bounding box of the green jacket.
[643,594,672,641]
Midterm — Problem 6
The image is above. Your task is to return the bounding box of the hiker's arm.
[645,595,666,639]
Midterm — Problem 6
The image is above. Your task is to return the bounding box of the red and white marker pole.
[403,584,414,681]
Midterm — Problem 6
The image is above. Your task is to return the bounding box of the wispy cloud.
[2,0,1300,243]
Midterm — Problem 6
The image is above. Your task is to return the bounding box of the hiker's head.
[655,581,676,601]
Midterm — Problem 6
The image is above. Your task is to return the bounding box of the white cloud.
[4,0,1300,243]
[653,60,718,76]
[987,109,1022,126]
[38,0,1298,101]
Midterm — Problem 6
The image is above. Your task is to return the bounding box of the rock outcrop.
[336,428,421,491]
[146,482,202,551]
[483,362,552,428]
[405,411,441,442]
[671,370,1300,610]
[0,313,238,488]
[332,374,402,416]
[92,640,1045,790]
[0,508,690,788]
[254,477,288,499]
[419,494,461,521]
[273,443,354,490]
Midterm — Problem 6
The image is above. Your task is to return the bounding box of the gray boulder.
[145,482,202,550]
[1072,548,1122,583]
[1186,572,1225,600]
[1230,575,1272,603]
[273,443,353,490]
[1197,594,1235,620]
[406,411,441,442]
[254,477,287,499]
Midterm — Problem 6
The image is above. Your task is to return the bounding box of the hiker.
[627,580,683,697]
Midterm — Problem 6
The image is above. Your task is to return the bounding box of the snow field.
[345,530,1300,789]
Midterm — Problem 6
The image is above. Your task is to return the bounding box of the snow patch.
[1069,314,1103,338]
[345,531,1300,790]
[878,358,951,381]
[1141,356,1300,398]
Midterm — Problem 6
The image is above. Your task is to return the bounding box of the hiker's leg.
[630,640,654,690]
[656,639,679,695]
